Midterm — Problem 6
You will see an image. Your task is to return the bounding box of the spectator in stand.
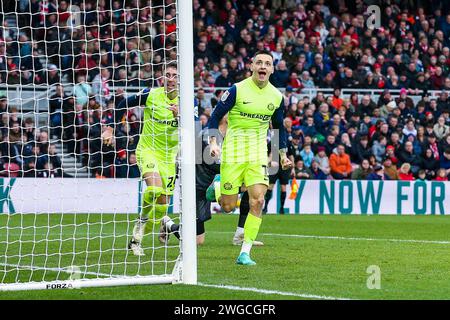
[323,134,337,156]
[114,149,128,178]
[425,133,440,159]
[0,148,8,177]
[7,107,21,128]
[372,135,387,163]
[8,121,21,144]
[270,59,289,88]
[127,152,140,178]
[23,159,38,177]
[351,158,372,180]
[351,135,372,164]
[422,148,440,180]
[313,146,330,175]
[294,157,311,180]
[398,163,415,181]
[288,72,302,89]
[367,164,389,180]
[73,75,92,107]
[37,130,49,155]
[299,143,314,168]
[44,64,61,85]
[92,69,112,107]
[383,157,399,180]
[380,101,397,119]
[330,88,343,111]
[42,162,59,178]
[440,134,450,155]
[340,132,353,156]
[301,116,317,138]
[339,68,359,89]
[196,87,212,116]
[440,148,450,178]
[60,89,78,154]
[299,71,315,89]
[48,144,64,177]
[215,67,234,87]
[199,114,209,128]
[434,116,450,140]
[283,86,299,108]
[396,88,414,109]
[310,159,327,180]
[49,84,70,138]
[25,145,47,177]
[435,168,449,181]
[0,94,7,114]
[398,140,422,175]
[329,144,352,180]
[23,117,35,142]
[314,103,331,135]
[287,108,301,127]
[417,170,427,181]
[403,118,417,137]
[357,114,372,136]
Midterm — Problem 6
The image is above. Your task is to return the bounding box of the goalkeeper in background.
[102,64,179,256]
[206,50,292,265]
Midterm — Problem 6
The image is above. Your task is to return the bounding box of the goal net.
[0,0,196,290]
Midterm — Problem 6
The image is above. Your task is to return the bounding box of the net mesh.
[0,0,182,286]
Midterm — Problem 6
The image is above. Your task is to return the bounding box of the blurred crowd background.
[0,0,450,181]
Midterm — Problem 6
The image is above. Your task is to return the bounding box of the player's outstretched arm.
[102,89,151,145]
[116,89,150,116]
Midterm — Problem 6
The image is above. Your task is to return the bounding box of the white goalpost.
[0,0,196,291]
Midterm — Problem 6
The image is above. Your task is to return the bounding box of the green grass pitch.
[1,213,450,300]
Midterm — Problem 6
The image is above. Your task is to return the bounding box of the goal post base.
[0,275,176,292]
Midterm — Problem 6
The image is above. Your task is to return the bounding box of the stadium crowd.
[192,0,450,181]
[0,93,64,177]
[0,0,449,180]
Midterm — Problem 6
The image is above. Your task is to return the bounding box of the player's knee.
[249,196,265,210]
[144,185,163,202]
[156,194,169,204]
[222,203,236,213]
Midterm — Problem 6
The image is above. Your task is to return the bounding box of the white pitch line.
[3,231,450,245]
[209,231,450,245]
[0,263,351,299]
[197,282,351,300]
[0,263,118,278]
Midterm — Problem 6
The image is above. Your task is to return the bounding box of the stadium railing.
[2,85,441,118]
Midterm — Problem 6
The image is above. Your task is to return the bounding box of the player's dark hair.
[253,50,273,60]
[166,62,178,70]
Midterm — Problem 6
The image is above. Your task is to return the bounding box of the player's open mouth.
[258,71,267,78]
